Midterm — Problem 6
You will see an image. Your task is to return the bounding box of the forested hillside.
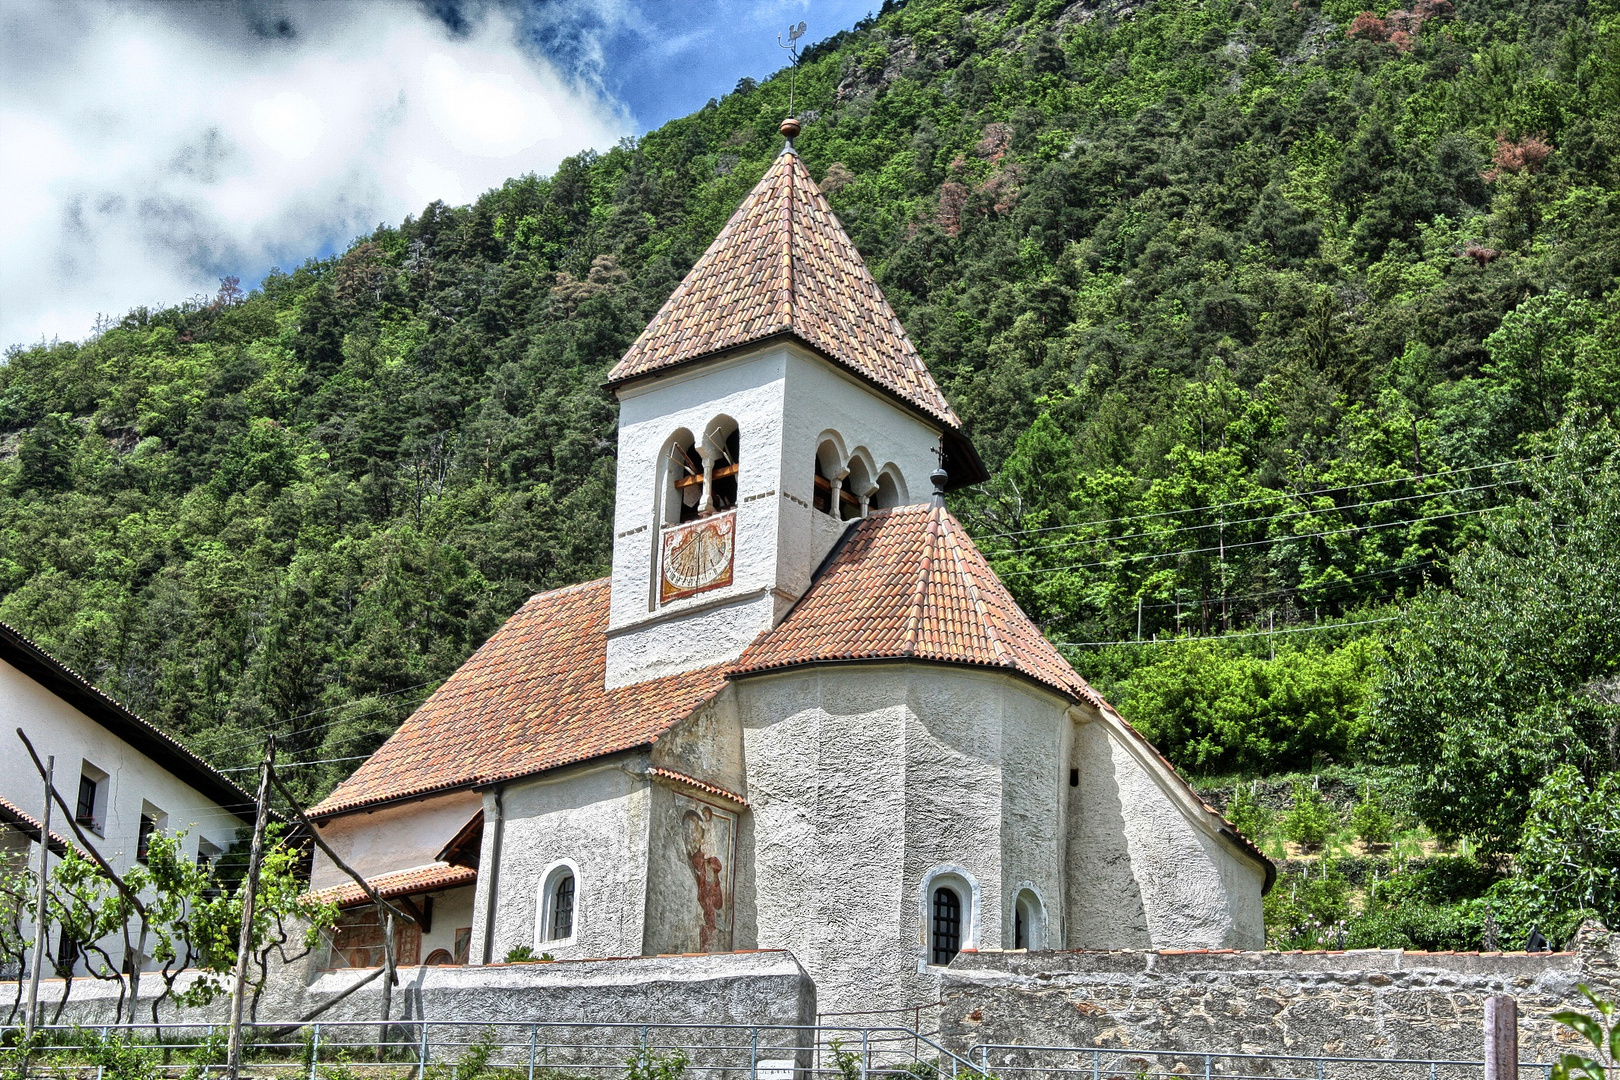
[3,0,1617,946]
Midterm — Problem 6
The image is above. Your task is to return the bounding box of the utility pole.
[226,737,275,1080]
[23,755,53,1039]
[1136,596,1143,642]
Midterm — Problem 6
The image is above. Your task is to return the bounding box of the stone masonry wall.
[8,950,816,1067]
[940,923,1619,1063]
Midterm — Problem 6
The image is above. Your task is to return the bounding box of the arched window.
[813,439,846,516]
[871,467,906,510]
[921,865,978,966]
[843,455,874,520]
[1014,888,1045,950]
[932,886,962,965]
[663,430,702,525]
[702,419,740,514]
[537,862,579,946]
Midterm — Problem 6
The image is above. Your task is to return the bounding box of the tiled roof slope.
[309,580,728,818]
[733,503,1102,707]
[606,147,961,429]
[309,862,478,909]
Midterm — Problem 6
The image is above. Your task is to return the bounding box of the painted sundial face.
[661,513,735,603]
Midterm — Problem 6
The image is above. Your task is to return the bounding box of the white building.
[0,620,258,973]
[308,122,1274,1013]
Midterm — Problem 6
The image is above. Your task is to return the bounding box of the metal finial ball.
[931,466,949,499]
[780,117,801,140]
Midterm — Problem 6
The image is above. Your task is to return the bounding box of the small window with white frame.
[921,865,978,968]
[1013,887,1045,950]
[537,862,579,947]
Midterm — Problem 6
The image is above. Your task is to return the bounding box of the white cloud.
[0,0,631,350]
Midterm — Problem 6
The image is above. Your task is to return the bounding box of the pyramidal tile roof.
[309,579,729,818]
[606,146,961,429]
[733,503,1102,705]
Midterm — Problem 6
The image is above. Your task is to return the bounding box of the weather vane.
[778,21,807,117]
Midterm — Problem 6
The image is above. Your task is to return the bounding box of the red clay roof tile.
[309,580,728,818]
[732,504,1102,705]
[308,862,477,909]
[606,148,960,429]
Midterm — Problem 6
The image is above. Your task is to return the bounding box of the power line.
[196,688,438,758]
[978,480,1508,558]
[1000,505,1496,578]
[1133,560,1438,613]
[975,456,1542,541]
[218,754,372,774]
[1055,615,1401,648]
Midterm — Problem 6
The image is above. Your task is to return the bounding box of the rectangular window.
[76,762,107,834]
[76,776,98,827]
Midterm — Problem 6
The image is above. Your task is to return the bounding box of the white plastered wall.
[309,789,483,891]
[0,657,249,971]
[474,755,653,964]
[1064,706,1267,949]
[606,341,941,688]
[732,664,1073,1016]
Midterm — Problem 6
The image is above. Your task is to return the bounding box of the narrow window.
[1015,904,1027,950]
[931,887,962,965]
[708,429,740,513]
[136,815,157,864]
[670,437,703,523]
[76,775,98,828]
[76,762,107,834]
[550,873,575,940]
[1069,768,1079,788]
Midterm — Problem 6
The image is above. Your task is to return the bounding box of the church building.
[307,119,1273,1014]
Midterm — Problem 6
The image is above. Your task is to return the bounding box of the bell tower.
[600,120,985,689]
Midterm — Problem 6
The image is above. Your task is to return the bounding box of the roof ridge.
[899,508,942,655]
[780,151,795,330]
[940,511,1013,666]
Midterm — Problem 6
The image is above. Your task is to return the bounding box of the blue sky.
[0,0,877,350]
[504,0,878,131]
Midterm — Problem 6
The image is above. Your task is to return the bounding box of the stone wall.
[8,949,816,1065]
[938,924,1619,1062]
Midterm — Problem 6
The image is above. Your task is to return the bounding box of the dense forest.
[2,0,1617,948]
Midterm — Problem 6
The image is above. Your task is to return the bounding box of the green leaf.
[1550,1054,1607,1080]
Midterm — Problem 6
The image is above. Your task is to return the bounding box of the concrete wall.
[607,340,940,687]
[475,755,652,964]
[1066,710,1266,950]
[940,925,1620,1061]
[309,788,482,890]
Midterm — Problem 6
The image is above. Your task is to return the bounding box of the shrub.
[503,945,537,963]
[1352,786,1395,846]
[626,1047,690,1080]
[1225,782,1274,845]
[1282,779,1335,850]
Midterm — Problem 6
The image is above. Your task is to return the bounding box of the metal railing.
[0,1022,1563,1079]
[0,1018,979,1079]
[968,1043,1558,1080]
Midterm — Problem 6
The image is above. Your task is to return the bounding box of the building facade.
[308,126,1272,1014]
[0,620,258,974]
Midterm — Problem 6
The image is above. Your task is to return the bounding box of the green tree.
[1370,421,1620,853]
